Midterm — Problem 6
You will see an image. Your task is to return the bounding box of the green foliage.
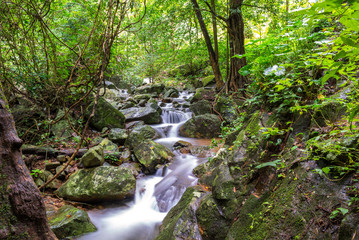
[30,169,43,178]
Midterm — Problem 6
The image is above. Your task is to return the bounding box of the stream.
[78,91,212,240]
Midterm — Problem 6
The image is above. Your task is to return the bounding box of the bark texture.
[191,0,224,90]
[227,0,248,94]
[0,97,57,239]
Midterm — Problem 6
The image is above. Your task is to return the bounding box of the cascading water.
[79,91,208,240]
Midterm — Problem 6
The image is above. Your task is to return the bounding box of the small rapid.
[79,91,209,240]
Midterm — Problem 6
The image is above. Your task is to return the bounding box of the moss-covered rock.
[126,125,160,149]
[196,194,231,240]
[311,100,347,127]
[179,114,221,138]
[163,88,179,98]
[86,97,125,131]
[133,94,152,102]
[214,95,239,123]
[134,84,165,95]
[57,166,136,202]
[80,145,104,168]
[120,106,162,124]
[156,186,208,240]
[202,75,215,87]
[190,88,212,103]
[190,99,212,116]
[47,205,96,239]
[134,140,174,174]
[108,128,128,145]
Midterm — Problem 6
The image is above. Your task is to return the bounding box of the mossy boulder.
[120,106,162,124]
[34,170,62,189]
[190,88,211,103]
[47,205,96,239]
[190,99,212,116]
[57,166,136,202]
[214,95,239,123]
[163,88,179,98]
[133,94,151,102]
[202,75,216,87]
[134,140,174,174]
[99,138,119,154]
[196,194,231,240]
[156,186,208,240]
[86,97,125,131]
[51,109,76,139]
[311,100,347,127]
[179,114,221,138]
[80,145,104,168]
[126,125,161,149]
[108,128,128,145]
[134,84,165,95]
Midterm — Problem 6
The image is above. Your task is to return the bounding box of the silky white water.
[78,91,208,240]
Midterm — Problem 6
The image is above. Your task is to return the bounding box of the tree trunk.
[191,0,224,90]
[227,0,248,95]
[0,95,56,239]
[211,0,219,62]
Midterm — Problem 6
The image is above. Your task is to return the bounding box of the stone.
[214,95,239,123]
[99,138,119,154]
[134,140,174,174]
[120,106,162,124]
[34,170,62,189]
[47,205,97,239]
[202,75,216,87]
[190,88,213,103]
[311,100,347,127]
[57,166,136,202]
[80,145,104,168]
[156,186,208,240]
[173,140,192,148]
[163,88,179,98]
[179,114,221,138]
[190,99,212,116]
[133,94,151,102]
[86,97,125,131]
[57,155,67,162]
[120,101,136,110]
[134,84,165,95]
[108,128,128,145]
[45,161,61,171]
[126,125,161,149]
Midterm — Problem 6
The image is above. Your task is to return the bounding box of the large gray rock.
[86,97,125,131]
[80,145,104,168]
[163,88,179,98]
[120,106,162,124]
[134,84,165,95]
[47,205,96,239]
[190,99,212,116]
[156,186,208,240]
[57,166,136,202]
[134,140,174,174]
[108,128,128,145]
[179,114,221,138]
[126,125,161,149]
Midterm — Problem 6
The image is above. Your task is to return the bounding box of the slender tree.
[191,0,224,90]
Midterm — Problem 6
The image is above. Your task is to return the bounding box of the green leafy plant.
[30,169,43,178]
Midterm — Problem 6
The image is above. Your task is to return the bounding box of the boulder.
[52,110,76,139]
[57,166,136,203]
[47,205,97,239]
[202,75,216,87]
[147,98,162,114]
[120,106,162,124]
[179,114,221,138]
[134,140,174,174]
[99,138,119,154]
[190,99,212,116]
[108,128,128,145]
[311,100,347,127]
[126,125,161,149]
[133,94,151,102]
[214,95,240,123]
[86,97,125,131]
[190,88,213,103]
[134,84,165,95]
[156,186,208,240]
[80,145,104,168]
[34,170,62,189]
[163,88,179,98]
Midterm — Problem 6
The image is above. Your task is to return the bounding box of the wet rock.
[120,101,136,110]
[119,147,131,162]
[134,140,174,174]
[190,88,212,103]
[57,166,136,202]
[99,138,119,154]
[47,205,97,239]
[173,140,192,149]
[214,95,239,123]
[80,145,104,168]
[190,99,212,116]
[108,128,128,145]
[179,114,221,138]
[147,98,162,114]
[156,186,208,240]
[163,88,179,98]
[126,125,161,149]
[133,94,151,102]
[86,97,125,131]
[120,106,162,124]
[45,161,61,171]
[125,120,145,130]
